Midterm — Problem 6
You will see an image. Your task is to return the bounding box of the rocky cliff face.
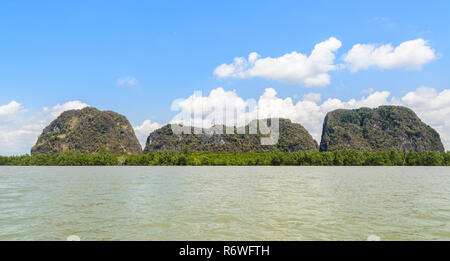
[144,118,318,153]
[31,107,142,155]
[319,106,444,152]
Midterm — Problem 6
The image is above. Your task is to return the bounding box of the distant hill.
[31,107,142,155]
[319,105,444,152]
[144,118,318,153]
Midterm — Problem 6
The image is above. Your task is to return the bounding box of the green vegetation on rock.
[320,106,445,152]
[144,118,318,153]
[31,107,142,155]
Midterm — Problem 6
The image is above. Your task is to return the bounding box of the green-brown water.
[0,166,449,240]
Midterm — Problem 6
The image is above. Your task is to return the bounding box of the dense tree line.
[1,149,450,166]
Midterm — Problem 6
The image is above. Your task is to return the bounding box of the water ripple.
[0,166,449,240]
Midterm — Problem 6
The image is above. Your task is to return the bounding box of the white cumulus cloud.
[50,100,89,118]
[343,38,437,72]
[0,101,90,155]
[213,37,342,86]
[0,101,23,116]
[133,120,161,148]
[399,87,450,150]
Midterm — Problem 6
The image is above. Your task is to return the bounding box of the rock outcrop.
[319,105,444,152]
[144,118,318,153]
[31,107,142,155]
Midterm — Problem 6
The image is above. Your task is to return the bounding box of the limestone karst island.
[1,105,448,166]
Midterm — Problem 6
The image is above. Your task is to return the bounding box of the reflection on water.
[0,166,449,240]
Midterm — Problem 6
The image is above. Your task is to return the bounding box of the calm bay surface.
[0,166,449,241]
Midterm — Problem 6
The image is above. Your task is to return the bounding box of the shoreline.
[1,150,449,166]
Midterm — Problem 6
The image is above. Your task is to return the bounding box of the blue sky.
[1,0,450,154]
